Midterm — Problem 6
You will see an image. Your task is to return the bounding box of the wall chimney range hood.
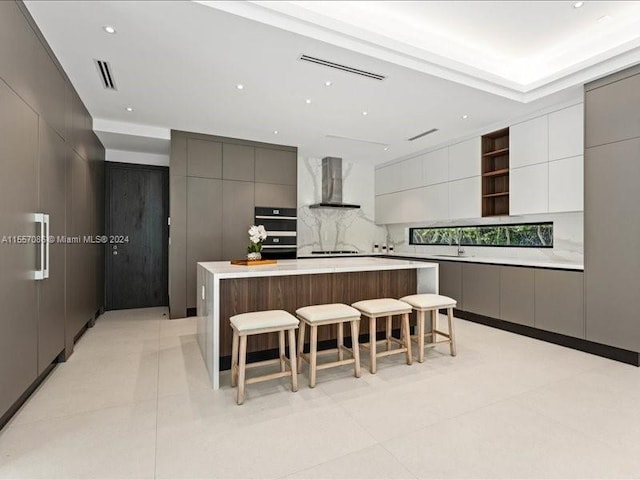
[309,157,360,209]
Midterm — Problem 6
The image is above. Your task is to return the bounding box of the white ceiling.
[24,1,640,164]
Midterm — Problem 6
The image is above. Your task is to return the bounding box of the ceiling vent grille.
[94,59,117,90]
[299,54,386,81]
[408,128,438,141]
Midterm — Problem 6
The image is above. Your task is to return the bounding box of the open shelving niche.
[481,127,510,216]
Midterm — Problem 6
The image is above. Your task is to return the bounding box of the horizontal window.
[409,222,553,248]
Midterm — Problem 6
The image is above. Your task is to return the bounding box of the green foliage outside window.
[410,222,553,248]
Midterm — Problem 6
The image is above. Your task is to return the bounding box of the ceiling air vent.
[299,54,386,81]
[94,59,117,90]
[408,128,438,141]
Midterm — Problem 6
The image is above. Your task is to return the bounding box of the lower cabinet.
[499,266,535,327]
[534,269,584,338]
[434,260,584,340]
[462,263,500,318]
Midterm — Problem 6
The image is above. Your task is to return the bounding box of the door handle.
[43,214,50,279]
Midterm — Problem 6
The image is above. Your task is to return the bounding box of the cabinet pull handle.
[43,214,50,279]
[34,213,45,280]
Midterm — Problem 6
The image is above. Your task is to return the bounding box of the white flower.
[248,225,259,237]
[250,235,261,244]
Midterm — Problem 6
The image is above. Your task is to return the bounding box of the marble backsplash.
[297,156,387,255]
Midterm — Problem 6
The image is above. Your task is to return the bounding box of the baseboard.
[0,361,57,431]
[186,307,197,318]
[454,309,640,367]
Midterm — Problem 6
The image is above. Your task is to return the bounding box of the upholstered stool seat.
[400,293,457,362]
[230,310,299,405]
[296,303,361,387]
[351,298,413,374]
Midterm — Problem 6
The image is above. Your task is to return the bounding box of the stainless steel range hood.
[309,157,361,209]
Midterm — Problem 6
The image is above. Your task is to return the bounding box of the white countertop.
[198,256,437,279]
[387,252,583,271]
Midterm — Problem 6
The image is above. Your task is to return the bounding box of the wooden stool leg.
[369,316,377,374]
[386,315,392,351]
[351,319,361,378]
[278,330,286,372]
[288,328,298,392]
[309,325,318,388]
[432,309,437,343]
[418,310,425,363]
[297,320,306,372]
[337,321,344,361]
[448,307,457,357]
[237,335,247,405]
[231,330,239,387]
[403,313,413,365]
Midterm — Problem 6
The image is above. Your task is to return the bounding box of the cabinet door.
[0,79,38,417]
[186,177,222,309]
[374,187,427,224]
[500,266,534,327]
[222,143,254,182]
[448,138,480,180]
[424,183,449,221]
[375,163,399,195]
[548,155,583,213]
[510,116,548,168]
[255,182,296,208]
[510,163,548,215]
[535,270,584,338]
[422,147,448,186]
[585,138,640,351]
[222,180,254,260]
[462,264,500,318]
[187,138,222,178]
[396,156,424,191]
[585,73,640,148]
[448,177,480,220]
[37,120,66,372]
[548,104,584,161]
[438,261,463,310]
[255,148,297,186]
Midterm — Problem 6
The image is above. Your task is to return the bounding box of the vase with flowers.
[247,225,268,260]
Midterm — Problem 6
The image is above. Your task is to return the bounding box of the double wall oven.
[254,207,297,259]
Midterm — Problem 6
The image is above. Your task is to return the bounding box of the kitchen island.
[197,257,439,388]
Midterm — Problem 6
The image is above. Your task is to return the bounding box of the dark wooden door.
[106,162,169,310]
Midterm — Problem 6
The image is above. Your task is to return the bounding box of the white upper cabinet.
[449,177,481,219]
[424,182,449,220]
[397,156,424,191]
[422,147,449,186]
[375,187,427,224]
[548,104,584,161]
[548,155,583,213]
[510,116,548,168]
[375,163,399,195]
[510,163,548,215]
[448,138,480,180]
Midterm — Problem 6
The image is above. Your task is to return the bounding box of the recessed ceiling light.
[305,99,312,104]
[273,130,279,135]
[324,80,332,86]
[362,111,368,116]
[236,84,244,90]
[573,1,584,8]
[598,15,611,22]
[125,107,133,112]
[383,147,389,151]
[462,114,469,119]
[103,25,116,34]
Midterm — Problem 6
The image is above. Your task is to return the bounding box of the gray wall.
[169,130,297,318]
[0,1,105,421]
[585,65,640,352]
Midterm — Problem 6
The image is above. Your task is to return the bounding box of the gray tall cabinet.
[169,131,297,318]
[0,1,105,423]
[585,65,640,354]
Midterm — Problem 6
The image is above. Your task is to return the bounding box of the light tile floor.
[1,307,639,479]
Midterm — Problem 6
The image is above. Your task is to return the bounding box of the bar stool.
[230,310,299,405]
[400,294,457,363]
[296,303,361,387]
[351,298,413,374]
